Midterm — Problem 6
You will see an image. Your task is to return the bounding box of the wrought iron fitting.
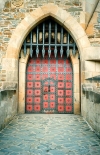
[72,43,76,56]
[24,40,27,56]
[42,48,45,58]
[30,48,33,58]
[54,48,57,58]
[36,47,39,57]
[48,48,51,57]
[66,49,70,58]
[24,47,26,57]
[60,47,63,58]
[72,49,76,56]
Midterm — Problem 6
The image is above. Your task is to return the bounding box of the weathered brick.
[1,78,6,81]
[5,1,11,8]
[3,9,9,12]
[3,30,12,35]
[14,12,25,19]
[2,70,6,73]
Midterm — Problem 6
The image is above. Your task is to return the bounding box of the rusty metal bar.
[42,23,45,57]
[24,40,26,56]
[30,31,33,57]
[60,27,63,57]
[48,21,51,57]
[67,33,70,58]
[54,23,57,57]
[72,43,76,56]
[36,26,39,57]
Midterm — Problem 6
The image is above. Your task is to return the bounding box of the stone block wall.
[0,0,100,135]
[0,90,17,130]
[81,89,100,137]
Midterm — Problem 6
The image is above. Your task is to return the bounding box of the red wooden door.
[26,52,73,113]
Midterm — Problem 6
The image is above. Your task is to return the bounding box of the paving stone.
[0,114,100,155]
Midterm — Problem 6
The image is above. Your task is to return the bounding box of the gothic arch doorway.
[23,18,76,114]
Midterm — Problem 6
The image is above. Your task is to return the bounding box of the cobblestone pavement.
[0,114,100,155]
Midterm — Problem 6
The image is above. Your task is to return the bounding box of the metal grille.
[22,18,76,58]
[26,51,73,114]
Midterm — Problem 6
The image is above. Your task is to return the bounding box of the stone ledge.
[0,82,17,91]
[82,84,100,104]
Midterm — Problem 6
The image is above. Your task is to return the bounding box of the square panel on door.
[58,60,64,65]
[27,82,34,88]
[35,66,41,72]
[66,74,72,81]
[26,105,33,111]
[50,102,55,108]
[58,75,64,80]
[35,74,41,80]
[58,82,64,88]
[27,90,33,96]
[66,60,70,64]
[43,102,48,108]
[66,98,72,104]
[26,97,33,104]
[34,97,40,104]
[34,105,40,112]
[42,59,48,64]
[50,95,55,100]
[35,90,41,96]
[36,59,41,64]
[27,74,34,81]
[58,105,64,112]
[27,82,33,88]
[58,90,64,96]
[43,95,48,100]
[35,82,41,88]
[29,59,34,64]
[27,66,34,72]
[58,98,64,104]
[66,106,72,112]
[42,66,48,72]
[50,87,55,92]
[66,82,72,88]
[50,59,56,64]
[50,67,56,72]
[66,67,72,72]
[66,90,72,96]
[58,67,64,72]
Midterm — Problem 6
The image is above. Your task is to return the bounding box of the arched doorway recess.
[4,3,91,114]
[21,18,77,114]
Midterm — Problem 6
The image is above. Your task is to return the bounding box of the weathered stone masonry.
[0,0,100,137]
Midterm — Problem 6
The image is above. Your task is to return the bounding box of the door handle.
[48,85,50,92]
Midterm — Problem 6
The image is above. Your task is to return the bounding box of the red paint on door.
[26,52,73,113]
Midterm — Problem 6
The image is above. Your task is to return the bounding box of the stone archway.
[3,3,91,114]
[6,3,90,59]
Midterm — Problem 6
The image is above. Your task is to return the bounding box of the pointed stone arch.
[6,3,90,59]
[3,3,91,114]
